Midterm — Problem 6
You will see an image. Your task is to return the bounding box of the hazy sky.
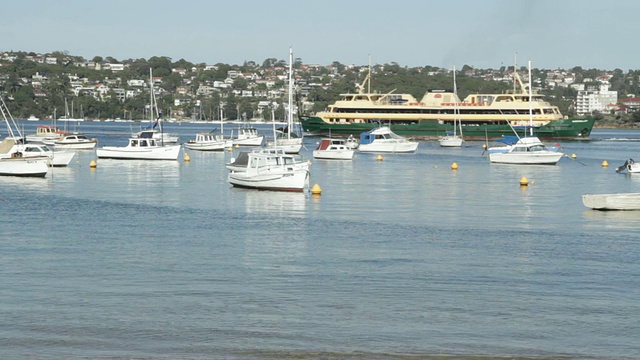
[2,0,637,70]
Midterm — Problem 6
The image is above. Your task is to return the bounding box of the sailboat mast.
[453,65,458,137]
[149,68,153,122]
[528,60,533,137]
[287,47,293,140]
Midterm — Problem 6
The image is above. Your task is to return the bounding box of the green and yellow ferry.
[300,69,595,140]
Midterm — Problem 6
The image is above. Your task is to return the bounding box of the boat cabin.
[315,139,348,151]
[129,138,158,147]
[36,125,66,136]
[194,133,222,143]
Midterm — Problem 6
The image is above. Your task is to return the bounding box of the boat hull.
[582,193,640,210]
[300,116,596,140]
[96,145,182,160]
[312,149,354,160]
[438,136,464,147]
[0,156,50,177]
[489,151,564,165]
[228,170,309,192]
[184,141,230,151]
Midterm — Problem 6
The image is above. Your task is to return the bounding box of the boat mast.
[453,65,459,137]
[528,60,533,137]
[287,47,293,140]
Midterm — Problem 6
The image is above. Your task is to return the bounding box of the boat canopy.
[495,135,520,145]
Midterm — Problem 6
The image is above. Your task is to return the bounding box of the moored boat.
[358,126,419,153]
[96,137,181,160]
[232,126,264,146]
[16,142,75,167]
[488,136,563,165]
[582,193,640,211]
[312,138,355,160]
[227,150,310,192]
[44,133,97,150]
[25,125,67,143]
[0,98,50,177]
[184,132,232,151]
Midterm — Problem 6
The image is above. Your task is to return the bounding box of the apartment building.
[576,82,618,115]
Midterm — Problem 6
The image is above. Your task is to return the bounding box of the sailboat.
[96,68,182,160]
[266,47,303,154]
[488,61,563,165]
[0,95,50,177]
[44,98,97,149]
[133,76,179,144]
[438,66,464,147]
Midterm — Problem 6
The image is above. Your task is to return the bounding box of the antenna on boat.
[288,47,294,140]
[528,60,533,137]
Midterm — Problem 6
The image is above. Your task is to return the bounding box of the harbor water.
[1,121,639,359]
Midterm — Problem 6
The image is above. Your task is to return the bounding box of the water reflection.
[232,189,307,218]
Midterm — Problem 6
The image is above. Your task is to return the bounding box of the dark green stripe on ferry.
[300,116,596,140]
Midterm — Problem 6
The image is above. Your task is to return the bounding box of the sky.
[2,0,638,71]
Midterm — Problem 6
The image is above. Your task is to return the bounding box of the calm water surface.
[1,122,639,359]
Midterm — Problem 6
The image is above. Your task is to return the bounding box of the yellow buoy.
[184,152,190,162]
[602,160,609,167]
[571,153,577,159]
[519,176,529,186]
[89,160,97,169]
[377,155,383,161]
[482,144,487,149]
[310,184,322,195]
[235,144,240,148]
[451,162,458,170]
[228,147,233,152]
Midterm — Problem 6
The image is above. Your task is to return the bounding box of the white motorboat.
[25,125,66,143]
[232,126,264,146]
[0,99,50,177]
[17,143,75,167]
[184,132,232,151]
[358,126,419,153]
[96,137,181,160]
[225,148,303,173]
[228,150,310,192]
[44,133,97,150]
[488,61,563,166]
[582,193,640,210]
[312,138,354,160]
[488,136,563,165]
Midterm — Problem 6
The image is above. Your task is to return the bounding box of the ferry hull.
[300,116,596,140]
